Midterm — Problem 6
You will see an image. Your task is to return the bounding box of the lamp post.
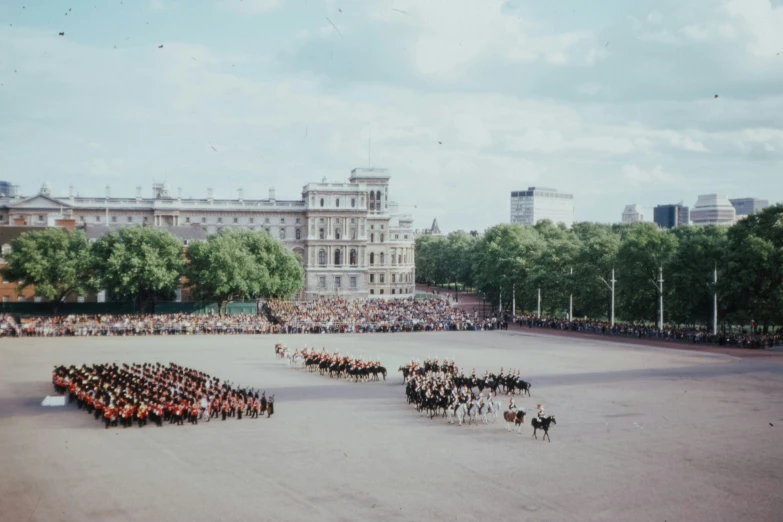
[537,286,541,319]
[651,266,664,330]
[569,267,573,321]
[713,265,718,335]
[600,268,616,327]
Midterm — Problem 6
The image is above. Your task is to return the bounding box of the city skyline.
[1,0,782,234]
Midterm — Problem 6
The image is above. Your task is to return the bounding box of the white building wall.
[510,187,574,228]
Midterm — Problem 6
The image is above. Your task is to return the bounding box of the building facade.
[0,168,416,299]
[690,194,737,226]
[621,204,645,224]
[729,197,769,217]
[653,204,689,229]
[510,187,574,228]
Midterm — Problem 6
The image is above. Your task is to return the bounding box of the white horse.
[486,400,502,423]
[466,401,479,425]
[454,403,467,426]
[292,354,305,368]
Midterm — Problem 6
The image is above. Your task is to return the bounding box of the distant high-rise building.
[510,187,574,228]
[653,203,689,229]
[622,204,645,224]
[0,181,11,198]
[691,194,737,226]
[729,197,769,216]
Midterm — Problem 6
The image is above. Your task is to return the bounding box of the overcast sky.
[1,0,781,232]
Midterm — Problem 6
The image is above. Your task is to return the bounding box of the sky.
[1,0,782,233]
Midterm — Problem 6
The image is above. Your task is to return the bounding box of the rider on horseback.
[508,397,517,412]
[537,403,545,419]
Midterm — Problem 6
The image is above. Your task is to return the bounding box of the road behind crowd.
[1,331,781,522]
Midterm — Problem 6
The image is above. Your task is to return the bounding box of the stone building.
[0,168,415,299]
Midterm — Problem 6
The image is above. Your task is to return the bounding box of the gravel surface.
[1,332,781,522]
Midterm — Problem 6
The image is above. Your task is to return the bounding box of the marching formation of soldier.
[51,362,274,429]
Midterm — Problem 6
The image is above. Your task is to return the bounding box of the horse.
[370,366,387,381]
[503,409,526,433]
[454,403,467,426]
[531,415,556,442]
[466,401,479,425]
[514,380,532,397]
[486,399,502,423]
[478,401,493,425]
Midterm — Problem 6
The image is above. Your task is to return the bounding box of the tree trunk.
[219,300,228,316]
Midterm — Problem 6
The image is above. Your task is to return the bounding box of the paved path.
[1,333,781,522]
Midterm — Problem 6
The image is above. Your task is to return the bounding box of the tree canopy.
[415,205,783,328]
[185,229,303,314]
[90,227,185,308]
[1,228,94,308]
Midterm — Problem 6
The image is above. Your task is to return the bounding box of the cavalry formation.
[51,362,274,429]
[400,358,557,441]
[276,344,388,382]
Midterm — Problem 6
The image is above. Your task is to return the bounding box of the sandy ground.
[1,331,782,522]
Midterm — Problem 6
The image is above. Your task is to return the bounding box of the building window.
[202,217,206,223]
[335,276,341,288]
[350,249,357,265]
[370,233,375,243]
[265,228,270,235]
[127,216,133,223]
[218,217,223,223]
[234,217,239,223]
[351,198,356,208]
[392,274,396,283]
[336,199,340,208]
[38,215,44,221]
[17,296,25,302]
[279,229,286,240]
[380,253,385,265]
[296,228,301,240]
[380,233,384,242]
[281,218,285,224]
[392,289,395,294]
[296,218,301,224]
[80,216,85,222]
[334,249,342,265]
[371,225,375,230]
[404,235,408,239]
[249,218,254,223]
[185,217,191,223]
[320,218,325,224]
[351,229,357,240]
[380,274,385,283]
[34,296,43,303]
[335,228,341,240]
[370,253,375,265]
[395,234,399,240]
[112,216,117,223]
[370,274,374,283]
[350,276,357,288]
[318,276,326,288]
[319,228,325,240]
[143,217,148,223]
[320,198,324,207]
[318,249,326,265]
[1,297,7,303]
[77,295,85,303]
[370,289,375,295]
[351,218,356,224]
[380,289,384,295]
[183,240,189,246]
[265,217,270,224]
[95,216,100,222]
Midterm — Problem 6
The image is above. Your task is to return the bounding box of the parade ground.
[1,332,781,522]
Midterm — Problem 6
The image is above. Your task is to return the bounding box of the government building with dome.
[0,168,416,299]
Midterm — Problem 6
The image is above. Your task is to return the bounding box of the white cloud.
[647,11,663,24]
[725,0,783,57]
[366,0,595,79]
[622,164,689,188]
[577,82,602,96]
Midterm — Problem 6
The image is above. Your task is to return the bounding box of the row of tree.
[415,204,783,330]
[2,227,303,314]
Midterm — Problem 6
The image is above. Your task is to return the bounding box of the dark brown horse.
[531,415,556,442]
[503,409,526,433]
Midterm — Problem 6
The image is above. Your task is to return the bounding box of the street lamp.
[599,268,617,327]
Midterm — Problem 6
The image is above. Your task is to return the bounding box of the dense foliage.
[415,205,783,330]
[3,227,303,314]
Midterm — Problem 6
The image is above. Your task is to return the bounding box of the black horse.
[531,415,556,442]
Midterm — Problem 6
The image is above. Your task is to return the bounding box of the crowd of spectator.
[514,314,782,349]
[266,297,488,333]
[0,298,487,337]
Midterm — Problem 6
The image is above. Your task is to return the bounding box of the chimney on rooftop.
[136,186,142,200]
[269,187,276,202]
[238,188,243,202]
[69,185,74,198]
[207,187,213,202]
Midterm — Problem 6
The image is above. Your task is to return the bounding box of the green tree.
[722,205,783,331]
[666,226,728,326]
[572,227,621,319]
[1,228,94,310]
[527,220,582,316]
[186,229,303,314]
[615,223,679,324]
[91,227,185,310]
[472,224,542,311]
